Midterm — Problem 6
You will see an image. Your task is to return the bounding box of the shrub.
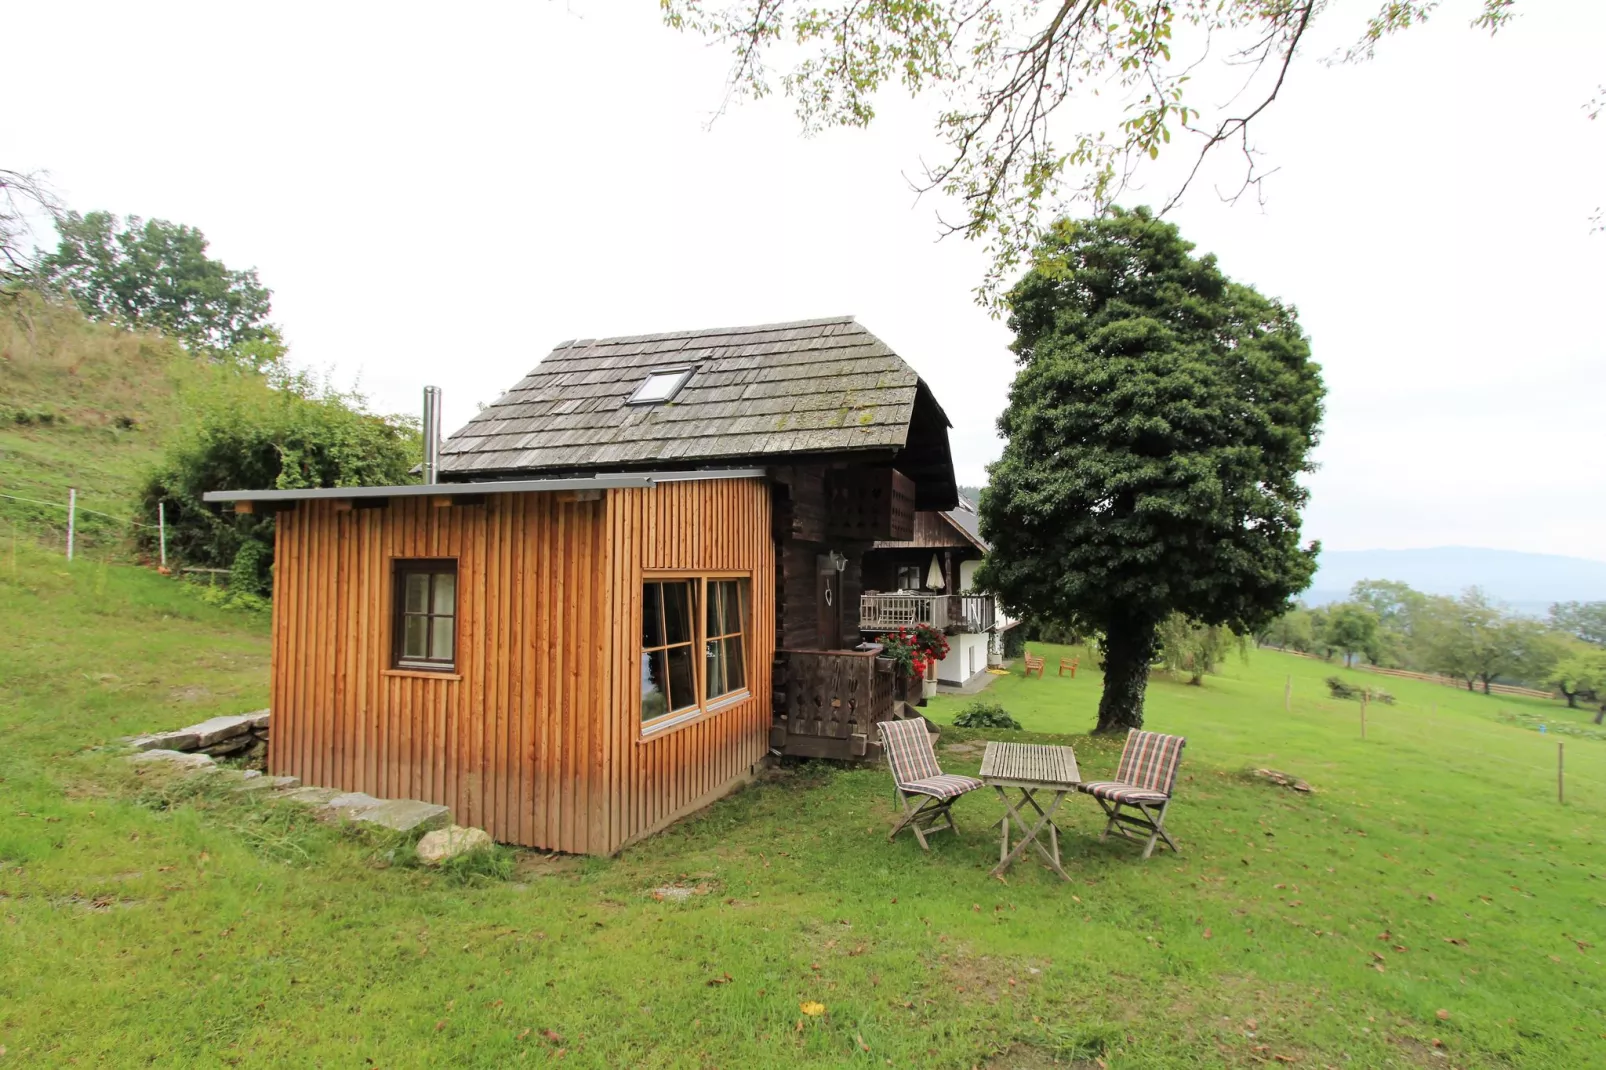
[952,701,1022,730]
[1326,676,1362,700]
[140,366,419,589]
[1326,676,1395,704]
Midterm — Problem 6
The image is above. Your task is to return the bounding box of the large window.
[393,559,457,671]
[641,576,749,729]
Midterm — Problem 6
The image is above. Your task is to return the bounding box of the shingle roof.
[438,316,941,476]
[945,496,989,552]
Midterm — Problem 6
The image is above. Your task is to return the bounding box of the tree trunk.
[1594,705,1605,726]
[1480,674,1493,695]
[1096,615,1159,733]
[1564,690,1578,710]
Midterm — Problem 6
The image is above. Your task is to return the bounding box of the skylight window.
[628,367,694,405]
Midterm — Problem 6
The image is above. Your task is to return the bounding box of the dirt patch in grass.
[981,1042,1101,1069]
[1385,1032,1453,1067]
[938,942,1051,1006]
[512,850,585,882]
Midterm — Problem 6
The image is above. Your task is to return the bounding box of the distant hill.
[1306,547,1606,614]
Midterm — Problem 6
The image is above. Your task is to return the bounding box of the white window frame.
[626,366,695,405]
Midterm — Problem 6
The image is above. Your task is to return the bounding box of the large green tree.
[666,0,1522,298]
[976,207,1323,732]
[34,211,277,360]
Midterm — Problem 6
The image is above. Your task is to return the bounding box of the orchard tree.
[34,210,277,360]
[1550,601,1606,646]
[1157,614,1241,686]
[665,0,1523,299]
[976,207,1323,732]
[1323,602,1382,667]
[1545,646,1606,715]
[1422,588,1556,694]
[1260,607,1315,653]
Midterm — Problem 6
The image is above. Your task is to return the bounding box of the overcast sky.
[7,1,1603,560]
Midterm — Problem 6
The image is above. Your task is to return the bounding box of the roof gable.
[438,316,940,477]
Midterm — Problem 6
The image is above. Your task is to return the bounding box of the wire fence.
[0,487,167,567]
[1278,672,1606,806]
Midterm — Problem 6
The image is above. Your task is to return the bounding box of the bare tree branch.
[662,0,1529,304]
[0,169,61,280]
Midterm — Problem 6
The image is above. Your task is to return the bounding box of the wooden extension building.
[206,316,965,854]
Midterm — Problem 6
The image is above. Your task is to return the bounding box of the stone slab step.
[128,749,217,771]
[231,775,302,794]
[277,786,342,806]
[127,710,270,753]
[181,714,259,748]
[322,792,384,817]
[355,798,451,833]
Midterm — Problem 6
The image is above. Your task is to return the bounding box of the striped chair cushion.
[901,774,985,801]
[1113,730,1187,795]
[879,718,941,786]
[1081,780,1170,805]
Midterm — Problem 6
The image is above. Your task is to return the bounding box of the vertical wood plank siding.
[605,479,774,850]
[269,478,772,855]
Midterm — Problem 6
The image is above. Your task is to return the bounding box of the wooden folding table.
[980,741,1081,881]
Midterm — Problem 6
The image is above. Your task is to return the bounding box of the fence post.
[1360,692,1368,740]
[1558,742,1565,805]
[1284,675,1291,712]
[158,501,167,569]
[66,488,76,562]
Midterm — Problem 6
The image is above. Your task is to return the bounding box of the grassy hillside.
[0,291,196,556]
[5,300,1601,1064]
[3,542,1602,1065]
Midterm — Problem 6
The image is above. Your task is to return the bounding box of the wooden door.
[816,555,841,650]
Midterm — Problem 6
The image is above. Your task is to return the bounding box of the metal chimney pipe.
[422,385,442,485]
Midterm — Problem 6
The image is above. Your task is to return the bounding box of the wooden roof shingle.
[438,316,947,477]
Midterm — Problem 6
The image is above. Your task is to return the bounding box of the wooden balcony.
[770,648,899,760]
[858,593,996,634]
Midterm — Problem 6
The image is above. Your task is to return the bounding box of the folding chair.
[878,718,985,850]
[1078,729,1187,859]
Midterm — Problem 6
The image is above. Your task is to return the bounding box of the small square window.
[627,367,694,405]
[393,559,458,671]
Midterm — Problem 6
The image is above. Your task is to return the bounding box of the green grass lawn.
[3,556,1602,1068]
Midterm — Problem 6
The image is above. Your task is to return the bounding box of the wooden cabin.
[859,496,1006,686]
[206,316,959,854]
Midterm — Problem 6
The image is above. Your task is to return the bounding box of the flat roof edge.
[200,468,768,504]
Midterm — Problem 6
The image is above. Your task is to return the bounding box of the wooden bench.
[1022,651,1046,678]
[1059,657,1078,678]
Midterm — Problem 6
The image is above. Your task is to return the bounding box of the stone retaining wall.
[129,710,269,762]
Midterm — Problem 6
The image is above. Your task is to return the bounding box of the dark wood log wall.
[269,478,773,856]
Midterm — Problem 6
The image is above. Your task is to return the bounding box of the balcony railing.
[859,592,996,634]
